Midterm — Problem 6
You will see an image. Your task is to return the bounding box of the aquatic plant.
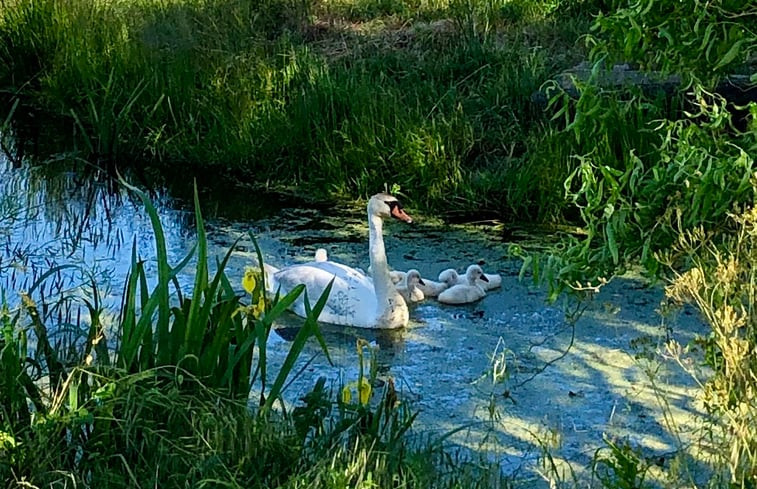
[116,181,333,402]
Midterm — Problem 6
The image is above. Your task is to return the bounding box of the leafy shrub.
[523,0,757,296]
[590,0,756,88]
[664,203,757,486]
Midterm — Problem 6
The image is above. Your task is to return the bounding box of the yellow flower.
[242,267,257,294]
[341,385,352,404]
[251,293,266,318]
[341,378,372,406]
[357,378,371,405]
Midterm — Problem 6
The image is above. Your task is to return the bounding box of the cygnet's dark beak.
[418,277,426,286]
[480,274,489,282]
[389,202,413,223]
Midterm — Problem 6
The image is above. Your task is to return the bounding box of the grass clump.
[0,0,593,216]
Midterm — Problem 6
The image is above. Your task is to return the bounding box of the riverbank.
[0,0,593,218]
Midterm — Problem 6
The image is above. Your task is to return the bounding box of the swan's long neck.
[369,214,392,306]
[368,209,408,328]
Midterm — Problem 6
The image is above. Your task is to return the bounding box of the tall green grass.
[0,0,591,217]
[116,181,333,403]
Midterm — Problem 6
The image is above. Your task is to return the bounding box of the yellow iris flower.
[251,293,266,318]
[242,267,257,294]
[341,378,372,405]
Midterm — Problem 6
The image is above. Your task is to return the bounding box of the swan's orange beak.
[391,205,413,223]
[418,277,426,286]
[480,274,489,282]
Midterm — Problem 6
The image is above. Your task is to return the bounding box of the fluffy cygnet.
[415,274,449,297]
[395,269,425,303]
[389,270,406,285]
[437,265,488,305]
[438,268,460,287]
[438,266,501,291]
[368,265,405,285]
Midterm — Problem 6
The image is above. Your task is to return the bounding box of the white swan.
[267,193,413,329]
[438,265,501,291]
[395,269,425,303]
[437,264,488,305]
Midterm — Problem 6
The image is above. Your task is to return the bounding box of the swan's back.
[273,261,378,327]
[482,272,501,290]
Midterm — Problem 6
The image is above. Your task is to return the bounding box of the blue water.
[0,149,709,484]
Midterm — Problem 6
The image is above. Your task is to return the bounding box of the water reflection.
[0,152,195,308]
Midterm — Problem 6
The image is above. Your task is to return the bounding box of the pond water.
[0,154,711,485]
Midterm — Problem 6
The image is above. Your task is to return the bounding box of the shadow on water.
[0,145,713,486]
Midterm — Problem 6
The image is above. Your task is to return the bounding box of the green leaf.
[714,40,744,70]
[263,279,334,413]
[184,181,208,356]
[606,224,619,265]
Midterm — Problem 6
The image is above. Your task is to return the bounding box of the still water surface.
[0,155,709,484]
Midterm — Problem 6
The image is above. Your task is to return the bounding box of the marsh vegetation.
[1,0,756,487]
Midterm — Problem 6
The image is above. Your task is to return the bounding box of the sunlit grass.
[0,0,593,218]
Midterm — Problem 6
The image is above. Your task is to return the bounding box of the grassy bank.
[0,0,595,217]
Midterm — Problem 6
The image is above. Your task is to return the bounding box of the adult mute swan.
[268,193,413,329]
[396,269,425,303]
[438,265,501,291]
[437,264,488,305]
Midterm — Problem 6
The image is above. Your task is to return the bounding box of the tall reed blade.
[263,282,334,413]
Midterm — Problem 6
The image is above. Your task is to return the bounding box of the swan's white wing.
[273,261,377,327]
